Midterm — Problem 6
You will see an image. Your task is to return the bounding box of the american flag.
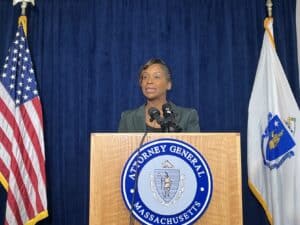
[0,25,48,225]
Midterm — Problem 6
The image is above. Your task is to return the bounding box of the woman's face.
[140,64,171,101]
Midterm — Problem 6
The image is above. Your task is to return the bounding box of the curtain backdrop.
[0,0,299,225]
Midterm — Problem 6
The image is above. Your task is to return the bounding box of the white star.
[19,53,22,57]
[25,86,31,91]
[16,99,20,104]
[14,40,19,45]
[3,64,8,69]
[19,82,23,87]
[24,57,28,62]
[29,68,34,74]
[23,95,28,100]
[11,66,16,71]
[2,73,7,78]
[13,57,17,62]
[5,56,9,61]
[274,120,279,127]
[9,84,14,89]
[21,73,25,78]
[21,37,25,42]
[19,44,24,49]
[27,78,32,82]
[13,49,18,54]
[16,32,20,37]
[10,75,15,79]
[26,49,29,53]
[22,66,26,70]
[33,90,38,95]
[17,90,22,95]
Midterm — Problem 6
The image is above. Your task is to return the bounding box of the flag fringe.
[264,17,275,49]
[0,172,8,191]
[25,210,48,225]
[18,15,27,36]
[248,180,273,225]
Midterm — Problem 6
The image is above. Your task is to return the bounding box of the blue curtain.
[0,0,299,225]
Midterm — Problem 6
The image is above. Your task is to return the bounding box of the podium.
[89,133,243,225]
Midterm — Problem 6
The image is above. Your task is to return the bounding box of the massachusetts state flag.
[0,24,48,224]
[247,17,300,225]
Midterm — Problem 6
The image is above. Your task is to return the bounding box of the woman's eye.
[141,74,148,79]
[154,73,161,79]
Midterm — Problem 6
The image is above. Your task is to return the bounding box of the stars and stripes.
[0,25,48,225]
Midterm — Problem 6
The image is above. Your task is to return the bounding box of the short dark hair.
[139,58,171,82]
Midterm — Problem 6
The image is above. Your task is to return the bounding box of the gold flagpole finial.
[266,0,273,18]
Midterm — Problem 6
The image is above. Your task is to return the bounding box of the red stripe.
[4,219,8,225]
[0,127,12,151]
[7,190,25,225]
[32,97,44,130]
[20,103,46,183]
[0,158,10,181]
[20,105,45,211]
[0,99,36,217]
[0,128,35,218]
[0,126,11,181]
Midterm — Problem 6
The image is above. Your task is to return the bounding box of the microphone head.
[162,103,173,118]
[148,107,161,122]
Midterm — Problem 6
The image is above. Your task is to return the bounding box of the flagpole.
[12,0,35,36]
[12,0,35,16]
[266,0,273,17]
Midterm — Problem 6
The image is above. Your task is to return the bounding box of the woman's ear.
[167,82,172,90]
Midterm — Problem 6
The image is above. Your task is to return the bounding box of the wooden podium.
[89,133,243,225]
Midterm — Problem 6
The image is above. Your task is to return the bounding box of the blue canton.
[0,26,38,106]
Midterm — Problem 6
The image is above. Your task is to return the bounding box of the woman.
[118,58,200,132]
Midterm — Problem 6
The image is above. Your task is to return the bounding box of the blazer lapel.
[170,102,181,124]
[133,104,146,131]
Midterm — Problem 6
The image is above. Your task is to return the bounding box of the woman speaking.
[118,58,200,132]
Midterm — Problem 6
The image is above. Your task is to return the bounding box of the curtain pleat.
[0,0,298,225]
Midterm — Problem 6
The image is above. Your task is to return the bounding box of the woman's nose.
[146,76,154,83]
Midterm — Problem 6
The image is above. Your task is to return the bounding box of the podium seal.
[121,138,213,225]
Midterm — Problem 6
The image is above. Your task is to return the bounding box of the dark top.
[118,102,200,132]
[146,125,163,132]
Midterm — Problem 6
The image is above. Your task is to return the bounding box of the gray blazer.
[118,102,200,132]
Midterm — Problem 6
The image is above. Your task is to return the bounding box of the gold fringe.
[25,210,49,225]
[18,15,28,36]
[248,180,273,224]
[0,172,8,191]
[264,17,275,49]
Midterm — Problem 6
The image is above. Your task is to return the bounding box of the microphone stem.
[128,131,148,225]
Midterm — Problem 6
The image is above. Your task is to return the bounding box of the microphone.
[162,103,174,119]
[148,107,163,124]
[161,103,182,132]
[148,105,182,132]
